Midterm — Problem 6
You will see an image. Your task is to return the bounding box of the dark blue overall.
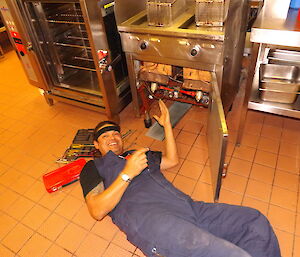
[94,151,281,257]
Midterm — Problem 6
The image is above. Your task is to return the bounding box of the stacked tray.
[259,63,300,104]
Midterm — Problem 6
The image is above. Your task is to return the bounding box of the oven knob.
[191,45,201,56]
[140,41,148,50]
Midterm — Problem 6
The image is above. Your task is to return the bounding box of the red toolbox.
[43,158,86,193]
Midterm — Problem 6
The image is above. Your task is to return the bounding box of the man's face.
[94,125,123,156]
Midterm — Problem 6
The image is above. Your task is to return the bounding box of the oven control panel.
[121,33,223,65]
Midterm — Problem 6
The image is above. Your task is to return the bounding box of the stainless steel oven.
[0,0,130,121]
[114,0,249,201]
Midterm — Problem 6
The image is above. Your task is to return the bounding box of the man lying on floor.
[80,100,281,257]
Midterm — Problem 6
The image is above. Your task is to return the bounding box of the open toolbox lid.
[43,158,86,193]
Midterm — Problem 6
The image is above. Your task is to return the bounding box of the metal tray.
[260,78,300,104]
[260,64,298,81]
[147,0,186,27]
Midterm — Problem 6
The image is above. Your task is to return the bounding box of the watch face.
[121,174,130,182]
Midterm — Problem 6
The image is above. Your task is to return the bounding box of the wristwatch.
[121,174,132,183]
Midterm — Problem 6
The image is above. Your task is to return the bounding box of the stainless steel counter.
[236,0,300,145]
[251,8,300,47]
[246,0,300,119]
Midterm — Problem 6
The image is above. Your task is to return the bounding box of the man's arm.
[153,100,179,170]
[85,148,148,221]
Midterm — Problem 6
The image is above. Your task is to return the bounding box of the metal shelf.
[249,90,300,119]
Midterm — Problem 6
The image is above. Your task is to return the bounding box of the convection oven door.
[207,73,228,202]
[0,0,48,90]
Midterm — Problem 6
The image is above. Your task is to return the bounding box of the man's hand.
[122,148,149,178]
[153,99,171,127]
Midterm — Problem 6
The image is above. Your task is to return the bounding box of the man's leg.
[191,202,281,257]
[136,213,252,257]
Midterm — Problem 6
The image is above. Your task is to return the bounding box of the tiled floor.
[0,51,299,257]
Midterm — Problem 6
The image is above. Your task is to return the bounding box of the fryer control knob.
[140,41,148,50]
[191,45,201,56]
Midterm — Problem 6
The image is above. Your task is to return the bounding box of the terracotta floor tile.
[176,143,191,159]
[296,214,300,237]
[75,233,109,257]
[254,150,277,168]
[55,222,88,253]
[55,194,83,220]
[294,236,300,257]
[176,130,198,146]
[242,196,268,216]
[23,180,46,203]
[193,135,207,150]
[91,216,119,241]
[2,223,34,253]
[21,204,51,230]
[228,157,252,177]
[274,229,293,257]
[72,205,97,231]
[250,163,275,184]
[264,114,283,128]
[69,182,85,200]
[233,145,256,162]
[9,174,36,195]
[150,140,165,152]
[0,213,17,241]
[225,142,235,156]
[5,196,35,221]
[244,122,263,136]
[270,186,297,211]
[113,230,136,252]
[277,155,300,174]
[222,173,248,194]
[257,137,280,154]
[268,205,295,233]
[135,134,155,148]
[186,146,208,165]
[18,233,52,257]
[135,247,147,257]
[14,155,36,174]
[38,213,69,241]
[161,170,176,182]
[172,174,197,196]
[192,181,214,202]
[261,124,282,140]
[246,110,265,124]
[281,129,300,145]
[39,191,66,211]
[0,188,19,212]
[219,189,243,205]
[102,243,133,257]
[274,170,299,191]
[199,166,212,184]
[0,167,22,187]
[182,120,203,134]
[0,243,15,257]
[240,133,260,148]
[44,243,73,257]
[245,179,272,202]
[279,141,300,159]
[178,159,204,180]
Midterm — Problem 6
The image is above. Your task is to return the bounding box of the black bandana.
[94,125,120,141]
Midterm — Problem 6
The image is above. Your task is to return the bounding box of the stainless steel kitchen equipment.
[237,0,300,144]
[0,0,130,122]
[114,0,249,201]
